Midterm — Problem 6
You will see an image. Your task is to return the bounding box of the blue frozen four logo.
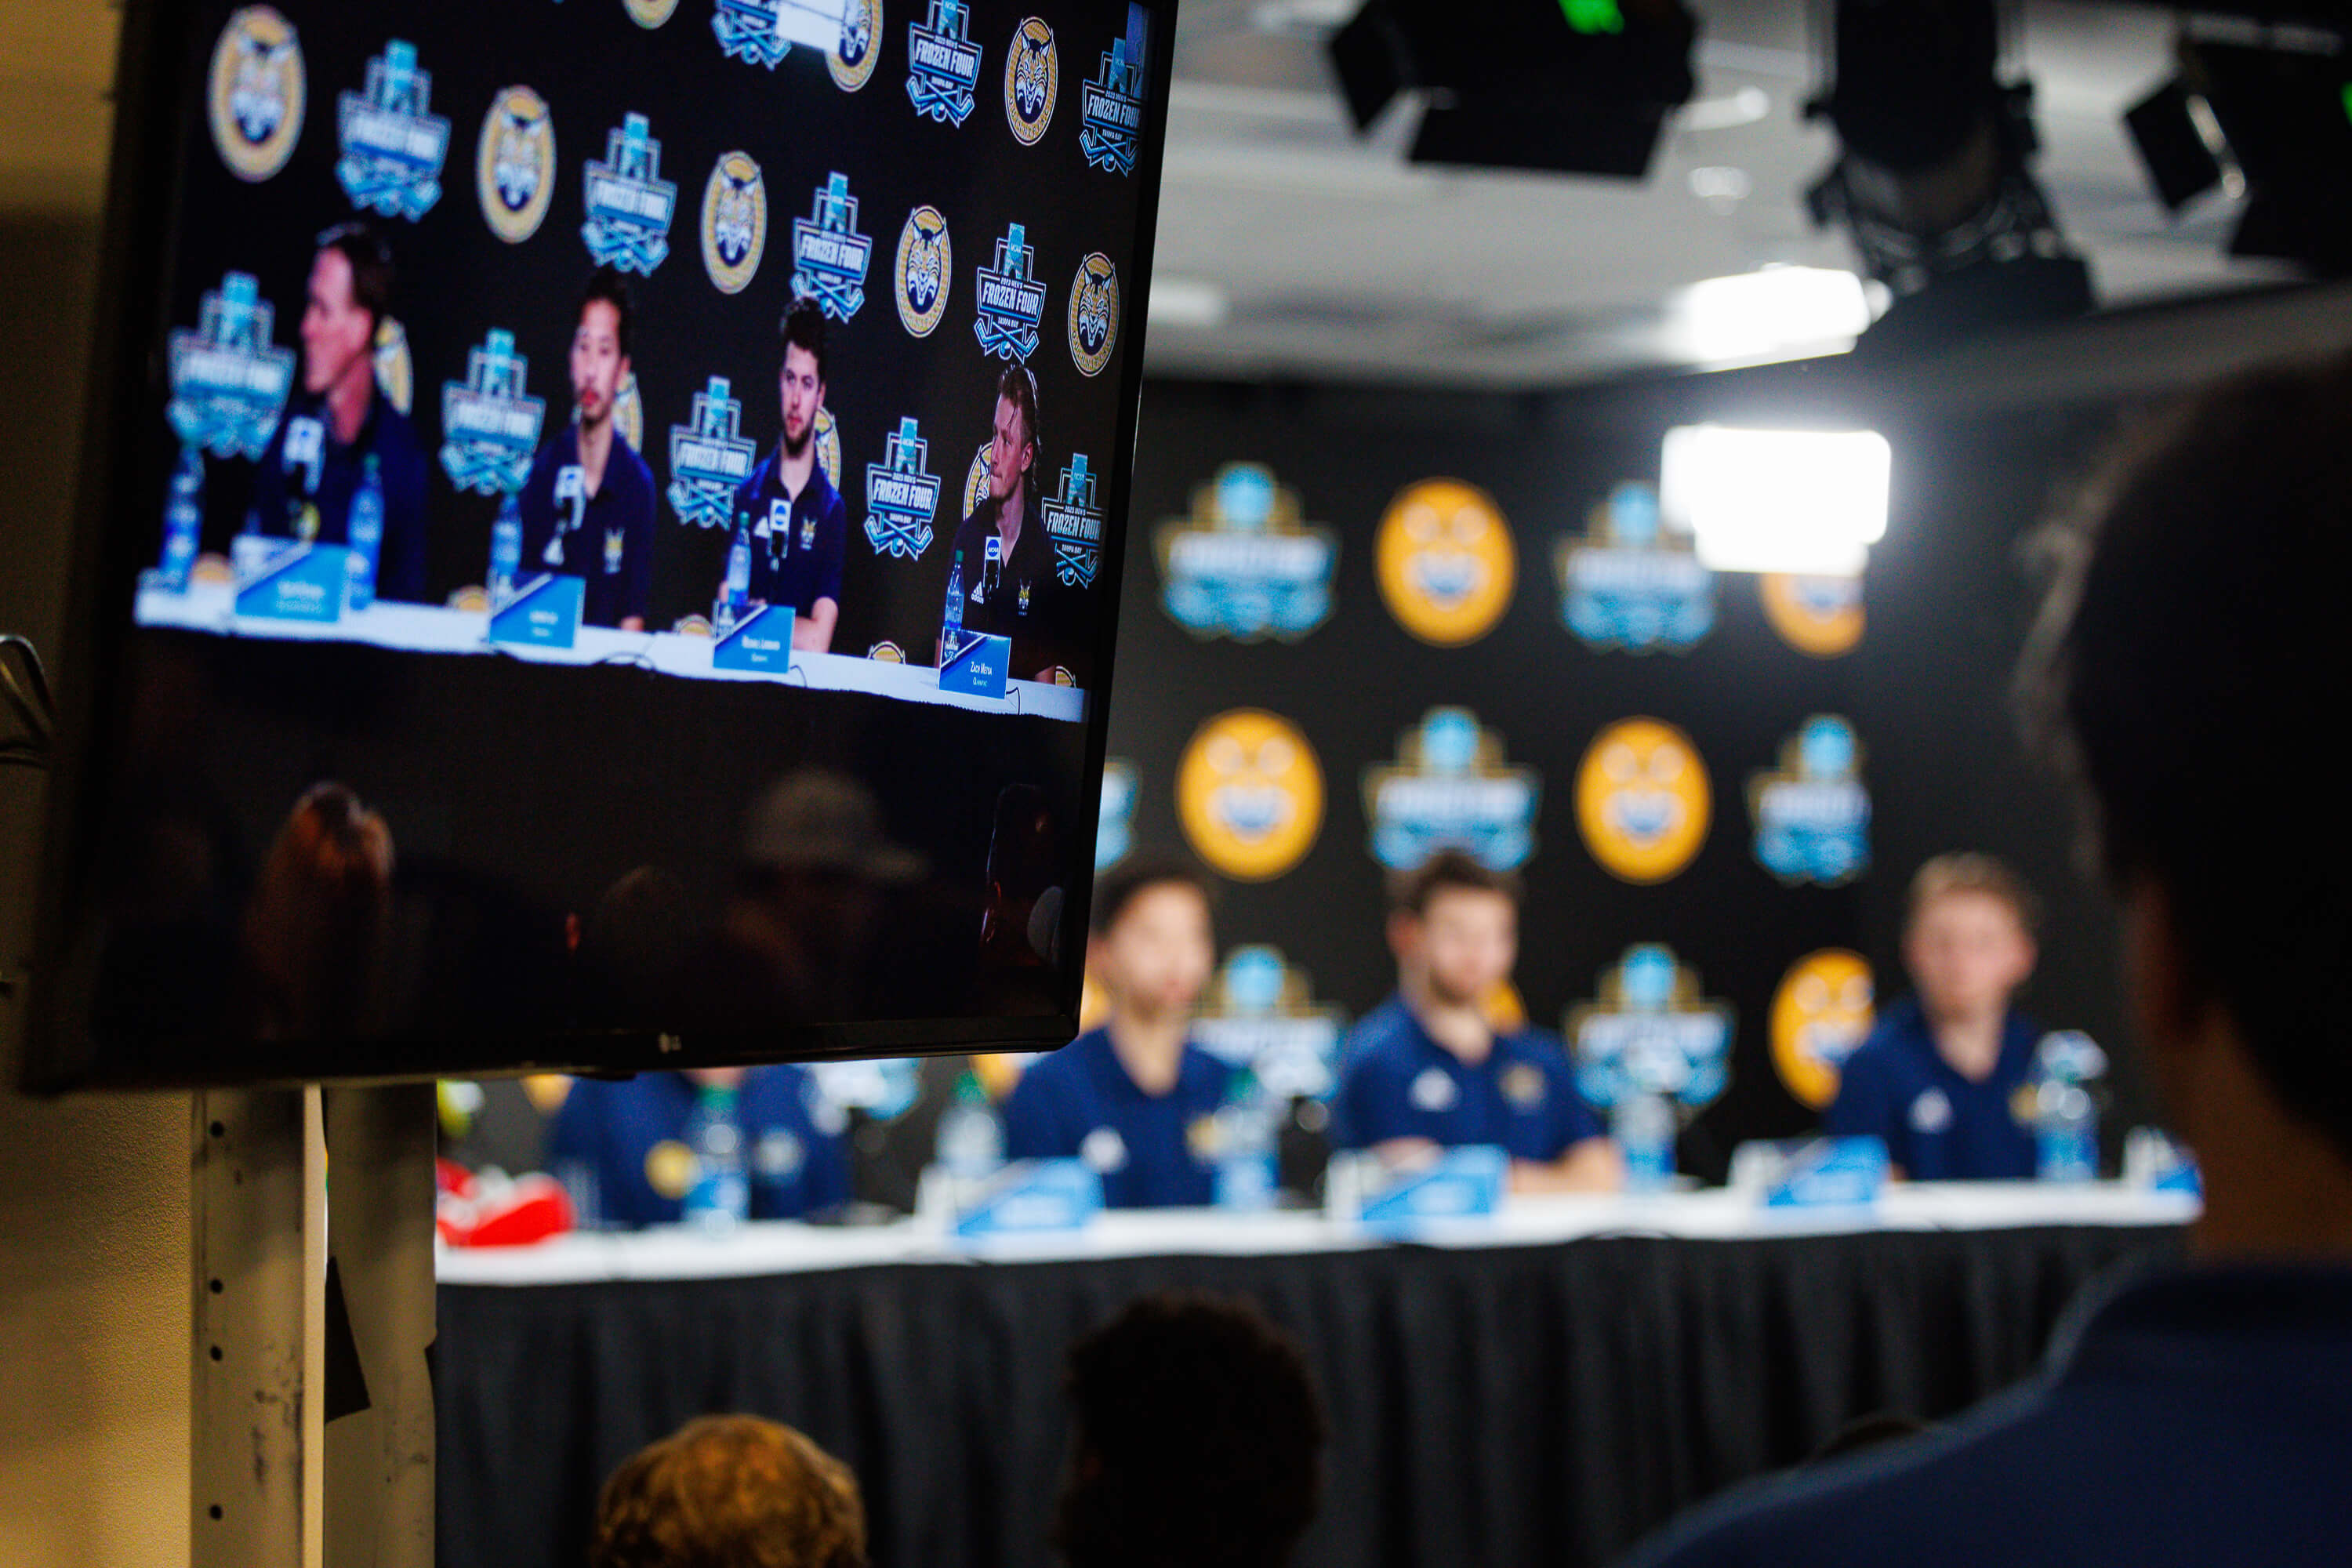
[667,377,758,528]
[906,0,984,125]
[975,223,1046,361]
[1558,481,1716,652]
[438,330,546,496]
[336,40,450,220]
[1363,707,1541,873]
[1155,464,1335,641]
[865,418,944,559]
[168,272,296,460]
[1191,946,1347,1104]
[1041,455,1105,587]
[1751,715,1872,886]
[582,114,678,276]
[791,172,873,323]
[1567,945,1733,1112]
[713,0,793,68]
[1079,5,1149,176]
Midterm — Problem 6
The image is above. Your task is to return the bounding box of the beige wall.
[2,5,192,1560]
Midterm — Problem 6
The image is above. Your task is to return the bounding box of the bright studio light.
[1671,267,1875,368]
[1660,425,1891,575]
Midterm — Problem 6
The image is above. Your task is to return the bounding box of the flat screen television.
[25,0,1174,1087]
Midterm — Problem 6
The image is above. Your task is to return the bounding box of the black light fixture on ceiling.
[1803,0,2092,354]
[1327,0,1699,178]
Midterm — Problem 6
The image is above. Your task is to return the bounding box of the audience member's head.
[1055,1291,1327,1568]
[2023,350,2352,1232]
[1901,852,2038,1027]
[590,1414,866,1568]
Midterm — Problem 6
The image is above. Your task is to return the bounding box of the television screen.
[27,0,1171,1087]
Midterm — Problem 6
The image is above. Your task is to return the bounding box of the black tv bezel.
[22,0,1175,1091]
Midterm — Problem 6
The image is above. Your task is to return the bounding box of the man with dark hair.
[244,220,430,601]
[1824,852,2046,1180]
[1627,354,2352,1567]
[1056,1292,1327,1568]
[940,365,1082,682]
[590,1414,867,1568]
[1002,852,1231,1207]
[727,297,848,651]
[1333,849,1619,1192]
[515,267,658,629]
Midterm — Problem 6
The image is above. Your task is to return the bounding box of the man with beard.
[244,222,430,601]
[726,297,846,652]
[1333,851,1621,1192]
[515,268,657,629]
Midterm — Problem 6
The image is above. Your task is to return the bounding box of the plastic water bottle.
[936,1070,1004,1183]
[1614,1088,1675,1195]
[489,493,522,604]
[346,453,384,610]
[2035,1080,2099,1183]
[680,1081,750,1232]
[716,516,752,633]
[1213,1069,1280,1211]
[942,549,966,661]
[161,446,202,591]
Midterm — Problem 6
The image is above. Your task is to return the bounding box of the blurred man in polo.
[728,299,847,652]
[1627,354,2352,1567]
[1334,851,1619,1192]
[942,365,1081,682]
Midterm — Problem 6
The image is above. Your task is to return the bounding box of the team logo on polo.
[1042,455,1105,587]
[1574,717,1711,884]
[209,8,306,183]
[831,0,884,89]
[1761,572,1865,657]
[895,206,952,336]
[1079,5,1149,175]
[1156,464,1335,642]
[373,318,412,415]
[614,372,645,454]
[713,0,793,68]
[700,151,768,294]
[440,330,546,496]
[1005,19,1059,144]
[1750,716,1871,885]
[625,0,681,24]
[975,223,1047,361]
[864,418,944,559]
[791,172,873,322]
[1068,253,1119,377]
[906,0,984,125]
[476,87,556,244]
[1176,709,1325,882]
[582,113,678,275]
[1558,481,1715,653]
[336,39,449,220]
[1098,760,1137,869]
[1363,707,1540,873]
[1194,947,1348,1102]
[1376,478,1517,646]
[168,272,296,459]
[1567,945,1733,1115]
[667,378,757,527]
[1769,950,1874,1110]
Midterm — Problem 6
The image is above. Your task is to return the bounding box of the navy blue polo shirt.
[1823,997,2040,1181]
[1623,1263,2352,1568]
[1332,995,1605,1161]
[1001,1027,1228,1208]
[546,1066,848,1229]
[514,426,658,627]
[733,449,847,619]
[245,392,430,602]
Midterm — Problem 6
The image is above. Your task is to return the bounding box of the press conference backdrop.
[1104,374,2136,1172]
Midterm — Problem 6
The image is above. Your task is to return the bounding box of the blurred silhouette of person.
[981,781,1063,969]
[232,781,394,1040]
[578,864,695,1027]
[1624,354,2352,1568]
[1056,1291,1327,1568]
[590,1414,866,1568]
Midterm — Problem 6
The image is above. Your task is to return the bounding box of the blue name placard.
[235,543,349,623]
[1360,1145,1507,1225]
[489,573,586,648]
[940,632,1011,699]
[953,1159,1104,1237]
[713,604,796,672]
[1764,1136,1889,1209]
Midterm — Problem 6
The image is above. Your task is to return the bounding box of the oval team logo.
[816,408,842,486]
[373,318,413,416]
[895,205,953,336]
[1761,572,1866,658]
[624,0,681,25]
[1769,949,1875,1110]
[209,7,307,183]
[1177,710,1325,882]
[1376,478,1517,646]
[700,151,768,294]
[964,441,993,520]
[1067,252,1118,378]
[1004,18,1059,145]
[476,86,557,244]
[614,370,645,455]
[831,0,884,91]
[1574,717,1711,884]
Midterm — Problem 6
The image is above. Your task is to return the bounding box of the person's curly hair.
[590,1415,867,1568]
[1054,1292,1327,1568]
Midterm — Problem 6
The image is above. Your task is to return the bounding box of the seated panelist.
[1334,851,1621,1193]
[548,1065,848,1228]
[1002,853,1229,1208]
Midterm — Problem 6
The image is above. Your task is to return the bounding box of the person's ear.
[1386,909,1417,966]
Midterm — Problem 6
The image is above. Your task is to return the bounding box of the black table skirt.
[437,1223,2182,1568]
